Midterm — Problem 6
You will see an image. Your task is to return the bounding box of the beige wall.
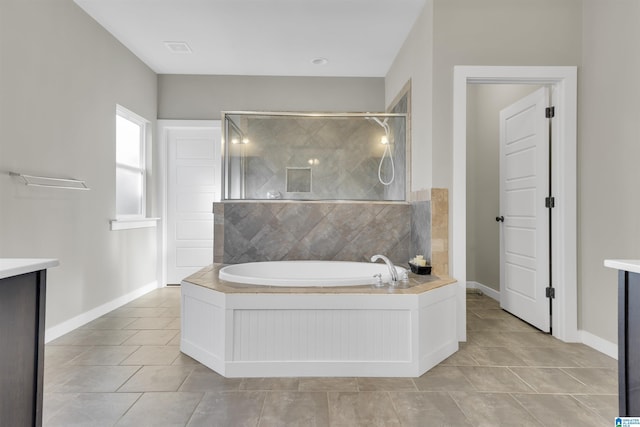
[466,85,540,291]
[158,75,385,119]
[385,0,433,192]
[432,0,582,189]
[384,0,581,319]
[388,0,640,345]
[579,0,640,343]
[0,0,158,330]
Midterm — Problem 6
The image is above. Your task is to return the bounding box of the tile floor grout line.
[452,365,480,393]
[113,391,145,426]
[114,365,144,393]
[383,390,404,426]
[568,393,617,425]
[168,348,183,366]
[255,389,270,426]
[507,392,547,426]
[506,366,539,393]
[324,391,333,427]
[175,365,198,393]
[558,366,596,390]
[182,389,207,427]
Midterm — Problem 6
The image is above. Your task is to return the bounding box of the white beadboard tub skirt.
[180,273,458,378]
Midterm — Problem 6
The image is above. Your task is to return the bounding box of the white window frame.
[111,105,159,231]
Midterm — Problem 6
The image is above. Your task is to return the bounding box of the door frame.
[452,66,578,342]
[157,120,222,287]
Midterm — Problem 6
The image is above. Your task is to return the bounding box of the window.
[115,105,147,219]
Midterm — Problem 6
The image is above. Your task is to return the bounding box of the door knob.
[496,216,504,222]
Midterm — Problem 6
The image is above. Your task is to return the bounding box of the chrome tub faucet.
[370,254,398,285]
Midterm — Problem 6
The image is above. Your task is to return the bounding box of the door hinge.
[545,106,555,118]
[545,197,555,208]
[546,287,555,299]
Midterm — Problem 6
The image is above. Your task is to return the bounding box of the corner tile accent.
[430,188,449,276]
[214,202,420,265]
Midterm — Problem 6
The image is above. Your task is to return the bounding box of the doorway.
[452,66,578,343]
[467,84,552,332]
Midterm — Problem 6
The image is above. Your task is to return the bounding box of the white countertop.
[604,259,640,275]
[0,258,59,280]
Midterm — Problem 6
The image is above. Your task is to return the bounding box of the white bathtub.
[219,261,407,286]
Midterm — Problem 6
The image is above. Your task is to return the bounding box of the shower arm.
[370,117,390,137]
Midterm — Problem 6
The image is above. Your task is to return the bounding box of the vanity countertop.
[183,263,456,295]
[604,259,640,275]
[0,258,59,280]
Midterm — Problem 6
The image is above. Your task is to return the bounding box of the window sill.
[110,217,160,231]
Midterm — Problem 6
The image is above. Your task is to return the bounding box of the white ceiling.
[74,0,426,77]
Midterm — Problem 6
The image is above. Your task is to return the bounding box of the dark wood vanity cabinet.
[618,269,640,416]
[0,270,47,427]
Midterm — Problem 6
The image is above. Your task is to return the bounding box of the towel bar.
[9,172,90,190]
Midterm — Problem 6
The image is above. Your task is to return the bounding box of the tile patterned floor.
[44,288,618,426]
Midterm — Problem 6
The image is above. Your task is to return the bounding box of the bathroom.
[171,105,461,378]
[0,0,634,424]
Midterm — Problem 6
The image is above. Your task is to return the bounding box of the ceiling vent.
[164,41,192,54]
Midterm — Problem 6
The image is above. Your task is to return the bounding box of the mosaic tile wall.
[214,201,431,266]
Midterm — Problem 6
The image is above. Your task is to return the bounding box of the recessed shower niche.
[222,112,407,201]
[286,167,312,193]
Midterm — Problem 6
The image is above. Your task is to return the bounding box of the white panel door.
[499,87,550,332]
[167,126,220,284]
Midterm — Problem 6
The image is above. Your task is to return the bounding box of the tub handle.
[372,273,384,288]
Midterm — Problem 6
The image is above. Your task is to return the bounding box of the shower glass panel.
[222,112,407,201]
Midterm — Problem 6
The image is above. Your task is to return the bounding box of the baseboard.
[44,281,159,343]
[579,330,618,360]
[465,282,617,360]
[466,281,500,302]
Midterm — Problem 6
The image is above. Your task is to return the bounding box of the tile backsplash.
[214,189,448,274]
[214,201,430,266]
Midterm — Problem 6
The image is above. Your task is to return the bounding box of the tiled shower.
[217,101,449,276]
[224,113,406,201]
